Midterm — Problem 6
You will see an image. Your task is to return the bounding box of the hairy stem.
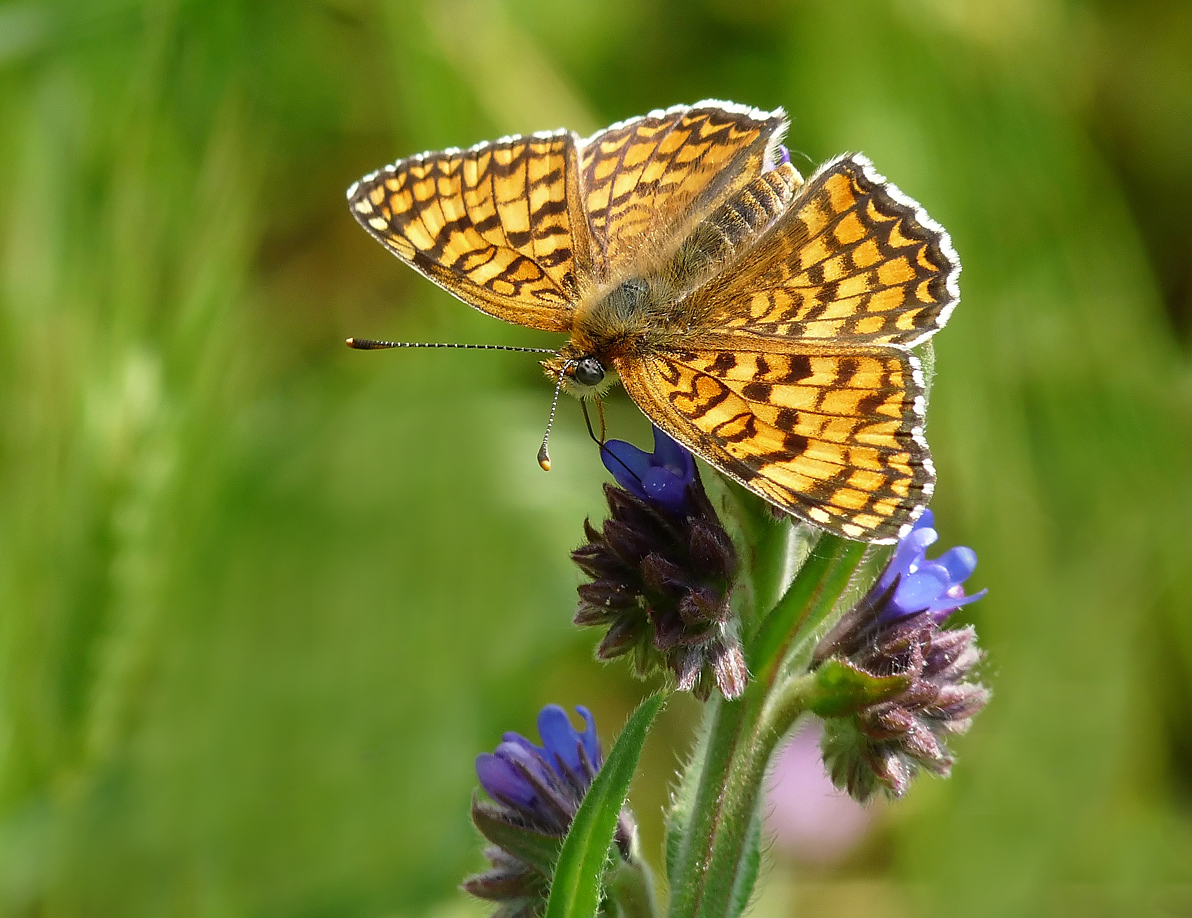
[666,528,868,918]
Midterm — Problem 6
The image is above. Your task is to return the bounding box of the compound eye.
[573,357,605,387]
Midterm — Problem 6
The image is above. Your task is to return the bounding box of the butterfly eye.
[573,357,605,387]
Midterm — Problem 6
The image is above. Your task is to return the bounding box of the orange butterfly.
[347,101,959,543]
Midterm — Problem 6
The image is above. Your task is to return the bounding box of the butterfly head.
[540,351,619,400]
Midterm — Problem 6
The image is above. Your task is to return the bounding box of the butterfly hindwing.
[703,153,959,348]
[615,343,933,542]
[347,131,591,332]
[580,101,789,281]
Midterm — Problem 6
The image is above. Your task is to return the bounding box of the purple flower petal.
[936,546,977,584]
[575,706,601,767]
[891,565,952,616]
[537,705,584,774]
[929,587,988,622]
[601,439,653,500]
[878,525,937,592]
[476,752,536,807]
[602,427,696,515]
[651,427,694,479]
[642,465,690,513]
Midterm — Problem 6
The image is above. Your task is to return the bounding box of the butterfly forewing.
[347,131,591,332]
[615,345,932,542]
[703,153,959,348]
[580,102,789,280]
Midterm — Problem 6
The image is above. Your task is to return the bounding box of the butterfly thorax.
[544,275,701,396]
[550,160,809,396]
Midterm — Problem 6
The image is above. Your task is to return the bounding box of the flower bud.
[573,427,746,700]
[464,705,637,914]
[813,511,990,801]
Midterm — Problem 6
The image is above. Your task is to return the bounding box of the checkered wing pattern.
[579,102,788,280]
[616,153,958,541]
[347,131,591,333]
[701,153,960,347]
[616,343,932,542]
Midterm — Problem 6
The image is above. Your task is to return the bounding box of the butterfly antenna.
[346,338,555,354]
[537,360,573,472]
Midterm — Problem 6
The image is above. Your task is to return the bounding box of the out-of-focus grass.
[0,1,1189,916]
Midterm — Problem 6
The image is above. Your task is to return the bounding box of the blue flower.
[872,510,987,622]
[474,705,602,818]
[601,426,696,515]
[578,426,745,699]
[465,705,638,909]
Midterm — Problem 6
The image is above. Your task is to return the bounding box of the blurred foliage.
[0,0,1190,915]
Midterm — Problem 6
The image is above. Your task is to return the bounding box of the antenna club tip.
[539,458,552,472]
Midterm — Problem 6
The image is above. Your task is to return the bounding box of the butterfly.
[346,101,959,543]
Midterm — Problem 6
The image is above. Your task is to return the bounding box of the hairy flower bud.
[814,511,990,801]
[573,427,745,700]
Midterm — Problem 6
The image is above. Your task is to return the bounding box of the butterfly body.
[348,101,960,543]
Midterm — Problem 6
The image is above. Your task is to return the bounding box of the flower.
[600,424,696,515]
[813,511,990,802]
[464,705,636,916]
[573,427,746,700]
[869,510,987,622]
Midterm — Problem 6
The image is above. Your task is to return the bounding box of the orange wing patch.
[580,102,789,280]
[347,131,591,332]
[704,153,960,348]
[615,344,933,542]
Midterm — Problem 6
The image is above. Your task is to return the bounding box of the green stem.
[666,531,869,918]
[744,518,800,625]
[747,536,866,683]
[665,687,766,918]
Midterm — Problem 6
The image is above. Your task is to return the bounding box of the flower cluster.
[464,705,635,917]
[571,427,746,700]
[814,511,990,801]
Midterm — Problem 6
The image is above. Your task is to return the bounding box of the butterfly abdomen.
[665,163,802,294]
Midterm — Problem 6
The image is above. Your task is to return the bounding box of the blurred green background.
[1,0,1191,915]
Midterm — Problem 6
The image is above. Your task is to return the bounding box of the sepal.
[805,658,912,718]
[470,793,561,877]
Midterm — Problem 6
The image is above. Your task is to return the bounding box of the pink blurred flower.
[764,719,873,864]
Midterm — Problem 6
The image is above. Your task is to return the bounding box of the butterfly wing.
[579,101,790,281]
[614,154,957,542]
[348,131,592,333]
[698,153,960,347]
[616,343,931,542]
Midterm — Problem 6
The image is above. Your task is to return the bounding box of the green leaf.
[807,658,910,718]
[545,693,665,918]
